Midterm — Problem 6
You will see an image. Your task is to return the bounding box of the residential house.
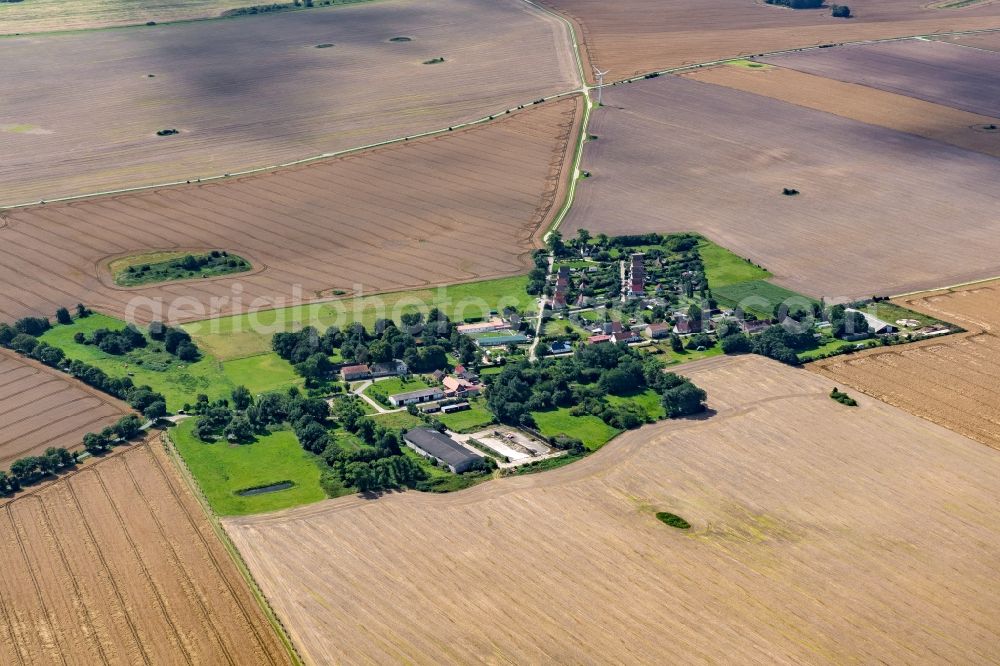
[371,360,407,378]
[645,322,672,339]
[341,364,371,381]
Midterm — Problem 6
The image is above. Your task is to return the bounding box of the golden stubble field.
[0,440,290,665]
[683,61,1000,159]
[0,96,581,323]
[0,0,579,206]
[813,279,1000,451]
[226,355,1000,664]
[0,348,128,468]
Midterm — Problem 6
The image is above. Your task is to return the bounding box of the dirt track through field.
[226,355,1000,664]
[762,39,1000,117]
[683,63,1000,159]
[0,0,579,206]
[0,440,290,665]
[0,348,128,469]
[539,0,1000,80]
[0,96,581,324]
[561,74,1000,300]
[813,279,1000,451]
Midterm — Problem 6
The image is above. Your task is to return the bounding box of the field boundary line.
[159,432,305,666]
[1,91,586,211]
[0,0,383,38]
[891,273,1000,299]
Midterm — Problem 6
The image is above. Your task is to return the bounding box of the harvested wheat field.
[935,29,1000,50]
[0,440,291,665]
[813,279,1000,451]
[0,348,127,469]
[226,355,1000,664]
[683,62,1000,158]
[562,75,1000,300]
[0,0,265,33]
[0,0,579,206]
[762,39,1000,117]
[0,96,581,324]
[540,0,1000,80]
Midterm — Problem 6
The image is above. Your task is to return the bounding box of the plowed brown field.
[0,0,579,206]
[683,63,1000,158]
[561,75,1000,299]
[539,0,1000,81]
[0,440,290,665]
[935,29,1000,50]
[0,0,287,34]
[812,279,1000,450]
[0,348,127,469]
[761,39,1000,117]
[226,355,1000,664]
[0,96,581,323]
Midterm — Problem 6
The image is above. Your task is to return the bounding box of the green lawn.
[656,343,724,366]
[797,334,879,362]
[531,407,621,451]
[169,419,325,516]
[184,274,534,360]
[699,239,771,288]
[438,402,495,433]
[370,410,426,432]
[363,376,431,404]
[714,280,818,319]
[40,314,232,411]
[221,353,302,395]
[606,388,665,420]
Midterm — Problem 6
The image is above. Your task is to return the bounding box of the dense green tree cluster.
[0,447,76,494]
[81,414,144,454]
[149,321,200,361]
[719,324,814,365]
[0,313,170,417]
[487,342,707,432]
[273,311,476,384]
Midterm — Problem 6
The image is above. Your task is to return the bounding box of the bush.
[655,511,691,529]
[831,4,851,16]
[56,307,72,325]
[830,387,858,406]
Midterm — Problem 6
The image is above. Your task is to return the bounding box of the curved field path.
[0,0,579,206]
[0,96,582,324]
[226,355,1000,664]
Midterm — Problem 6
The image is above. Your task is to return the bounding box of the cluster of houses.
[385,364,485,409]
[340,360,408,382]
[625,253,645,300]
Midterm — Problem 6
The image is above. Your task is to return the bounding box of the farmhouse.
[442,376,482,397]
[388,387,445,407]
[645,322,671,339]
[588,334,611,344]
[341,364,372,381]
[740,320,771,335]
[403,428,484,473]
[549,340,573,354]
